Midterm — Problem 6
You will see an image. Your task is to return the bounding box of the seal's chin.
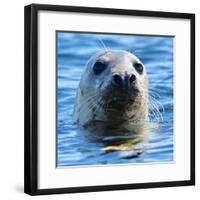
[101,85,139,121]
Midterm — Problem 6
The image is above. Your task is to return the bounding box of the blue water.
[57,32,174,167]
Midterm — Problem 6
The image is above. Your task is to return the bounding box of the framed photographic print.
[24,4,195,195]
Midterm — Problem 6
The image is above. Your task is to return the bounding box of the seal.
[73,50,149,127]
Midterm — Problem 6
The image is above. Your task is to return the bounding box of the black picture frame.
[24,3,195,196]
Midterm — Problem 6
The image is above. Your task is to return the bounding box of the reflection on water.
[57,32,174,167]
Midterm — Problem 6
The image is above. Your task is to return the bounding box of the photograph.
[56,31,174,167]
[24,4,195,195]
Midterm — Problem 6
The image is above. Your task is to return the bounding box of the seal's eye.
[93,61,107,75]
[134,63,143,74]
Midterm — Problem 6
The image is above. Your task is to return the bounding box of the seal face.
[73,50,149,127]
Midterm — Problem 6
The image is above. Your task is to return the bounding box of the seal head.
[73,50,148,126]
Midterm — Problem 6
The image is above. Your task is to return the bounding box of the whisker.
[96,37,108,52]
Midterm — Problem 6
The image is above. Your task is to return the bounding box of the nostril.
[113,74,122,86]
[129,74,136,84]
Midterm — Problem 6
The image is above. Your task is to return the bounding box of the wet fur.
[73,50,149,127]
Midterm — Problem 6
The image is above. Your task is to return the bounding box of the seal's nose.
[112,74,136,88]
